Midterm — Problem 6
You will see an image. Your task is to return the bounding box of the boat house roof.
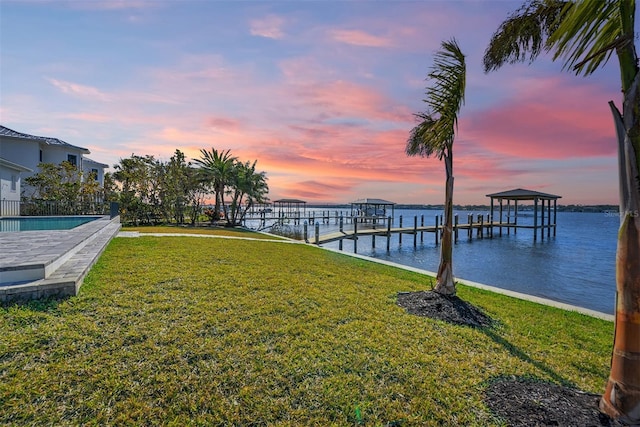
[486,188,561,201]
[273,198,306,204]
[350,198,396,206]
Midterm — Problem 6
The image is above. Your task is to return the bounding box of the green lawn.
[0,235,612,426]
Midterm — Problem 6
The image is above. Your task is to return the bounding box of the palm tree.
[194,148,237,221]
[228,160,269,225]
[483,0,639,422]
[406,38,466,296]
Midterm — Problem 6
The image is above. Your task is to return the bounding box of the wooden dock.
[304,213,558,253]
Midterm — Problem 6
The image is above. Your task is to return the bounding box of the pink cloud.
[328,29,392,47]
[249,14,286,39]
[61,112,111,122]
[47,78,112,102]
[286,80,412,124]
[206,116,242,133]
[464,76,616,159]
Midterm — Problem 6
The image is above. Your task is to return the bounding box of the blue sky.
[0,0,628,205]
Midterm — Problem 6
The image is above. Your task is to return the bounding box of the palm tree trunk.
[600,72,640,424]
[434,152,456,295]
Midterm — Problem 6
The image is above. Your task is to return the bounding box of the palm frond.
[548,0,633,77]
[483,0,567,73]
[406,39,466,160]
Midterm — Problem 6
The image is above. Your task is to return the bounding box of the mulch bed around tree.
[396,290,493,328]
[396,290,623,426]
[485,377,623,427]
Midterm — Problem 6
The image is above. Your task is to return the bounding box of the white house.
[0,125,107,187]
[82,157,110,185]
[0,157,31,216]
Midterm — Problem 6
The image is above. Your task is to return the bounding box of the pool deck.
[0,216,121,303]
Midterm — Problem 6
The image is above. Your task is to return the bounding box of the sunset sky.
[0,0,628,205]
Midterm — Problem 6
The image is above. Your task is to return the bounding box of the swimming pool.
[0,216,102,232]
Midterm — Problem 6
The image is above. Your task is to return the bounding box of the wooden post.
[353,219,358,253]
[469,214,473,241]
[454,214,459,243]
[541,199,545,241]
[435,215,439,245]
[507,200,511,235]
[553,199,557,237]
[386,216,391,252]
[413,216,417,247]
[314,222,319,244]
[533,198,538,242]
[399,215,403,245]
[499,199,503,236]
[490,198,494,237]
[547,200,551,237]
[304,221,308,243]
[420,215,424,243]
[514,201,519,234]
[339,216,344,232]
[372,233,376,249]
[479,214,484,238]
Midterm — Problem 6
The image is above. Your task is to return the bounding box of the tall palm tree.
[484,0,639,422]
[194,148,237,221]
[407,39,466,296]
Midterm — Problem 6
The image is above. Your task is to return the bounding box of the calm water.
[281,208,618,315]
[0,216,100,232]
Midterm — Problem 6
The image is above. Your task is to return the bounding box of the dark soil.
[396,291,624,426]
[485,378,623,427]
[396,290,493,328]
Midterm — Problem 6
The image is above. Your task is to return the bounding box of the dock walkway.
[306,213,557,252]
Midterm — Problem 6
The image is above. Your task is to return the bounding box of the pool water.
[0,216,101,232]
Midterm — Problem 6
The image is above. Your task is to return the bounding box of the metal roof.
[350,198,396,205]
[83,157,109,168]
[274,198,306,204]
[0,125,90,153]
[486,188,561,200]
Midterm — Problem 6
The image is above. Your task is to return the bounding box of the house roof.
[351,198,396,205]
[486,188,561,200]
[0,157,32,172]
[0,125,90,154]
[83,157,109,169]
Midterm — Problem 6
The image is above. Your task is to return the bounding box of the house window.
[90,169,99,179]
[67,154,77,166]
[39,149,43,162]
[11,175,17,192]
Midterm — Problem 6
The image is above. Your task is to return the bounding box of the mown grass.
[122,225,285,240]
[1,235,613,426]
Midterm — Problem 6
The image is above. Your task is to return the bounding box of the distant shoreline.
[305,203,619,213]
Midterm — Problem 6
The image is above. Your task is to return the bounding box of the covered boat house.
[486,188,561,241]
[350,198,396,224]
[273,198,306,220]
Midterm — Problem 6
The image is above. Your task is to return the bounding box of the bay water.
[297,208,618,315]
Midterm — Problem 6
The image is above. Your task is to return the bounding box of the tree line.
[23,147,269,226]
